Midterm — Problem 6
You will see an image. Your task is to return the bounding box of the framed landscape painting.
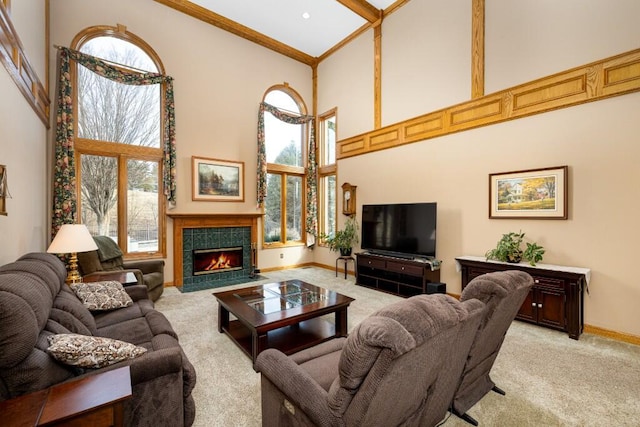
[192,156,244,202]
[489,165,568,219]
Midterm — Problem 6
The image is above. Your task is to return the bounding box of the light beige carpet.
[155,267,640,427]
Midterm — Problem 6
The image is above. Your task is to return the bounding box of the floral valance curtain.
[257,102,317,243]
[52,46,176,236]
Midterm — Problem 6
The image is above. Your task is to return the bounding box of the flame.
[204,253,233,271]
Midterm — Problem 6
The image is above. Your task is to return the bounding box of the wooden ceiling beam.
[153,0,317,66]
[337,0,382,23]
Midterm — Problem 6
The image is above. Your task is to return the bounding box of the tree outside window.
[263,88,307,245]
[74,32,164,255]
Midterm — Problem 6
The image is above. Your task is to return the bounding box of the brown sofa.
[255,293,487,427]
[0,252,196,426]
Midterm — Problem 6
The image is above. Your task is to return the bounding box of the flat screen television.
[361,202,437,259]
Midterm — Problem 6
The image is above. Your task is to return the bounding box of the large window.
[318,109,337,240]
[73,29,165,257]
[263,87,308,246]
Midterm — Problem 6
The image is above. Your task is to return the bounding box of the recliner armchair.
[255,293,487,427]
[78,236,165,301]
[450,270,534,425]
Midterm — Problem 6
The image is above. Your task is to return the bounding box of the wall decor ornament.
[489,165,568,219]
[192,156,244,202]
[0,164,10,216]
[341,182,357,216]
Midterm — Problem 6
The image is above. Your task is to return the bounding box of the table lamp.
[47,224,98,284]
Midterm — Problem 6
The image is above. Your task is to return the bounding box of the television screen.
[361,202,437,258]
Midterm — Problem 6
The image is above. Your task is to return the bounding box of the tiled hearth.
[167,213,261,292]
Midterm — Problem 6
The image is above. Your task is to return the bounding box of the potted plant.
[485,230,545,266]
[320,216,359,256]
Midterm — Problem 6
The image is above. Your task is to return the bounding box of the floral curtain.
[257,102,317,243]
[52,46,176,236]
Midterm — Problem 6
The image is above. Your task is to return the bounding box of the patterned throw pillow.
[70,281,133,311]
[47,333,147,368]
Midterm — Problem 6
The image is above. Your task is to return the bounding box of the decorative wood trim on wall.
[337,48,640,159]
[584,324,640,346]
[374,23,382,129]
[0,2,50,127]
[471,0,484,99]
[153,0,317,66]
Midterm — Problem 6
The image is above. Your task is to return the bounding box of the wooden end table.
[83,271,138,286]
[0,366,132,426]
[214,280,355,369]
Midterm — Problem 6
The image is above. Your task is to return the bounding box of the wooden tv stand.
[355,252,441,297]
[456,256,590,340]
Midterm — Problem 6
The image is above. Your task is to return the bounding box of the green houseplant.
[485,230,545,266]
[321,216,359,256]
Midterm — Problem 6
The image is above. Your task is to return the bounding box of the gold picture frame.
[192,156,244,202]
[489,166,568,219]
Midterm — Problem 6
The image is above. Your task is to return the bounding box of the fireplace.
[193,247,243,275]
[167,213,262,293]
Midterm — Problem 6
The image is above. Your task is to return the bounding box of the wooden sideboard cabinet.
[456,256,590,340]
[356,253,441,297]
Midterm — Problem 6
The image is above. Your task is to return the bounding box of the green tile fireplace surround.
[181,226,253,292]
[168,213,262,292]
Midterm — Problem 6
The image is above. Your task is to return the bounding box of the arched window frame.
[260,84,313,248]
[70,25,167,259]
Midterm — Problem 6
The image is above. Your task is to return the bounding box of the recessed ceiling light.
[302,12,310,19]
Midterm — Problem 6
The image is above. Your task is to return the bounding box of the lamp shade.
[47,224,98,254]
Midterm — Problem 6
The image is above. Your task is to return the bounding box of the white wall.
[49,0,315,280]
[318,0,640,337]
[318,29,375,138]
[485,0,640,93]
[382,0,471,124]
[0,0,48,265]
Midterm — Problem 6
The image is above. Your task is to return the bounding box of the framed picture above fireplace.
[192,156,245,202]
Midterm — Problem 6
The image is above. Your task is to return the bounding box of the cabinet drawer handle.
[535,279,540,284]
[537,303,542,308]
[401,267,405,270]
[532,302,536,307]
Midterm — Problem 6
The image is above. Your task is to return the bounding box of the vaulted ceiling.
[154,0,404,66]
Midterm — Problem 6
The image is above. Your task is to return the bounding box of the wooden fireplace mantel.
[167,213,262,286]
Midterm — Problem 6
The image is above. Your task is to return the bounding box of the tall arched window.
[72,26,165,257]
[262,86,308,246]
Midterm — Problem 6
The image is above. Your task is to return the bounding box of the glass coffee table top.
[233,281,327,314]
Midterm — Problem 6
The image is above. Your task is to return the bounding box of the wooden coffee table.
[213,280,355,368]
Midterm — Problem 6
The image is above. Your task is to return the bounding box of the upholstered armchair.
[451,270,534,426]
[255,294,487,427]
[77,236,165,301]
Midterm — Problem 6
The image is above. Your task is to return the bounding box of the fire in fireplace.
[193,247,243,276]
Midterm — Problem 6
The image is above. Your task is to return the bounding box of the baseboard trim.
[260,262,319,273]
[583,325,640,346]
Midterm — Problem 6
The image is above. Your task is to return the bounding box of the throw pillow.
[70,281,133,311]
[47,333,147,368]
